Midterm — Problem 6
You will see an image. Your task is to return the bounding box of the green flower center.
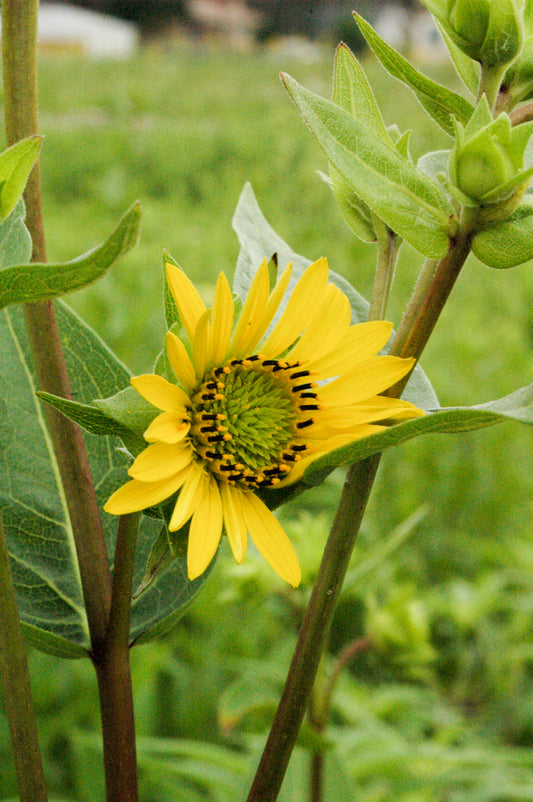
[190,357,318,489]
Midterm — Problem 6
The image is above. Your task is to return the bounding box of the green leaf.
[281,73,455,258]
[37,390,146,457]
[472,196,533,267]
[0,201,141,309]
[304,382,533,486]
[0,199,32,268]
[330,43,390,242]
[0,136,42,220]
[93,385,158,447]
[0,301,210,657]
[355,14,474,136]
[231,183,439,412]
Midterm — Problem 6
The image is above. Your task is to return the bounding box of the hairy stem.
[0,516,48,801]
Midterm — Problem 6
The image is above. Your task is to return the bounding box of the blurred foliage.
[0,37,532,800]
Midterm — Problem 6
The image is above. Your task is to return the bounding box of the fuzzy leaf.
[0,136,42,220]
[0,201,141,309]
[472,197,533,267]
[231,183,439,415]
[304,382,533,486]
[281,73,455,258]
[355,14,474,136]
[0,199,32,268]
[0,301,210,657]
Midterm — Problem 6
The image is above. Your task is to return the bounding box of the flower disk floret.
[104,258,424,587]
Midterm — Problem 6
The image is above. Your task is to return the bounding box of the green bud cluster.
[422,0,524,70]
[447,96,533,216]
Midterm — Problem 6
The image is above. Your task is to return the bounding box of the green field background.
[1,38,533,800]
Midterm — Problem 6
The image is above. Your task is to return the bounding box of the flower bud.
[503,2,533,103]
[423,0,524,70]
[448,96,533,211]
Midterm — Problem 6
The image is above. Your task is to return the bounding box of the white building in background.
[0,3,139,59]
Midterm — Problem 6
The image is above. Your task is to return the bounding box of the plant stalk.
[2,4,139,799]
[93,513,140,802]
[248,204,474,800]
[2,0,113,651]
[246,454,381,801]
[369,218,399,321]
[0,515,48,801]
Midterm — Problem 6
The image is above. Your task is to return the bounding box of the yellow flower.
[104,258,423,587]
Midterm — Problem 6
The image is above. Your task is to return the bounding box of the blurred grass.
[1,36,533,801]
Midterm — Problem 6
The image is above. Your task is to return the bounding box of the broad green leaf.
[231,183,439,412]
[0,201,141,309]
[304,382,533,486]
[0,199,32,268]
[93,386,158,452]
[355,14,474,137]
[282,73,455,258]
[472,196,533,267]
[0,300,211,657]
[0,136,42,220]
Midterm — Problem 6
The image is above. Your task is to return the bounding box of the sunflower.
[104,258,423,586]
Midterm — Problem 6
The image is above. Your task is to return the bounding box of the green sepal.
[163,249,181,329]
[0,136,42,220]
[471,195,533,266]
[37,391,146,455]
[281,73,455,258]
[93,386,158,450]
[354,13,474,136]
[0,201,140,310]
[436,20,480,96]
[132,524,175,599]
[303,381,533,487]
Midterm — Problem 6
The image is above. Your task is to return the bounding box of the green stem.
[93,513,140,802]
[0,515,48,801]
[478,64,506,110]
[246,455,381,802]
[369,218,399,321]
[387,218,474,393]
[2,0,112,649]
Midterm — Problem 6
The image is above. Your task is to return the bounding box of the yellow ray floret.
[105,258,424,587]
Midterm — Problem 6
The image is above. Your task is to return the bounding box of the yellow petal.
[228,259,270,357]
[260,258,329,357]
[241,493,301,587]
[287,282,351,364]
[166,331,196,393]
[192,308,213,378]
[211,272,234,363]
[306,321,393,378]
[144,412,191,444]
[220,482,248,564]
[233,262,293,358]
[128,442,193,481]
[166,262,206,343]
[187,476,223,580]
[104,471,188,515]
[319,356,415,406]
[131,374,189,413]
[169,461,206,531]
